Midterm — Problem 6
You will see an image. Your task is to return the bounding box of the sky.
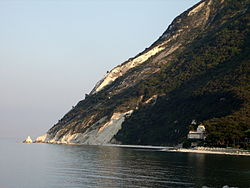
[0,0,200,140]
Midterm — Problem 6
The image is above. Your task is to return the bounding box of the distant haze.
[0,0,199,140]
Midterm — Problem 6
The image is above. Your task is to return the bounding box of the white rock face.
[23,136,32,143]
[38,110,133,145]
[35,134,51,143]
[91,1,212,95]
[92,44,165,94]
[188,2,206,16]
[75,110,133,145]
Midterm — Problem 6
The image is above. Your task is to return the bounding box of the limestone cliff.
[36,0,250,147]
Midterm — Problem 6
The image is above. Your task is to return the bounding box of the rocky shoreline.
[33,139,250,156]
[167,147,250,156]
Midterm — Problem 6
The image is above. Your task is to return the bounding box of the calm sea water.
[0,138,249,188]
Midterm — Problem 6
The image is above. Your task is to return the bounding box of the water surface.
[0,138,249,188]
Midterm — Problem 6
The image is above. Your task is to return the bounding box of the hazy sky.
[0,0,200,140]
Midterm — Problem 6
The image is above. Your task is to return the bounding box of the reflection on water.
[0,139,250,188]
[47,146,197,188]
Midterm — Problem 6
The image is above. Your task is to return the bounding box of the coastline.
[34,141,250,156]
[166,147,250,156]
[105,145,250,156]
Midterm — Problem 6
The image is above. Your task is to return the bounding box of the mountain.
[36,0,250,148]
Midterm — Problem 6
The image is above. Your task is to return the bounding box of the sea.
[0,138,249,188]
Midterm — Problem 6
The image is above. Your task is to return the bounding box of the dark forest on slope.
[115,0,250,148]
[45,0,250,148]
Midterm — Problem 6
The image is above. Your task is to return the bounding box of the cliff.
[36,0,250,147]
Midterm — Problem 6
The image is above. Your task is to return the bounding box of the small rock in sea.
[23,136,33,143]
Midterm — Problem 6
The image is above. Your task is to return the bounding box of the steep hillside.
[115,0,250,147]
[36,0,250,147]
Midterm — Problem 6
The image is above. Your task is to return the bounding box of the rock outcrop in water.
[23,136,32,143]
[37,0,250,147]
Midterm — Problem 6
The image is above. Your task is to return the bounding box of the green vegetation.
[115,0,250,148]
[49,0,250,148]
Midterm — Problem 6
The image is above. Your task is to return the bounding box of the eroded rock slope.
[37,0,250,146]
